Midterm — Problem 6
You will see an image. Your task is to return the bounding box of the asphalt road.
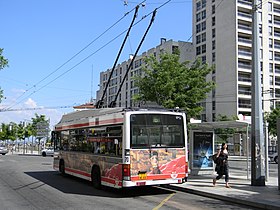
[0,155,260,210]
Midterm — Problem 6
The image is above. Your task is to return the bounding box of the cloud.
[0,97,72,129]
[24,98,37,108]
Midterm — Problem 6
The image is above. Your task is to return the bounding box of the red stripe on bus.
[65,167,91,178]
[102,177,122,186]
[64,167,123,186]
[56,118,123,131]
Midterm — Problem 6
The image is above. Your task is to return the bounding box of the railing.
[238,63,252,69]
[238,38,252,44]
[238,25,252,31]
[238,50,252,57]
[239,103,251,108]
[238,12,252,19]
[238,0,252,6]
[238,90,251,95]
[238,77,251,82]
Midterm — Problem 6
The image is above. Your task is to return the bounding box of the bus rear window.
[130,114,185,148]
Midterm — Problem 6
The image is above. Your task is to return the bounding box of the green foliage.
[265,108,280,136]
[214,114,239,143]
[133,52,215,118]
[0,48,9,103]
[0,48,8,70]
[0,114,49,142]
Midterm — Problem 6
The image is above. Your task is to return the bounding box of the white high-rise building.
[193,0,280,122]
[96,39,194,108]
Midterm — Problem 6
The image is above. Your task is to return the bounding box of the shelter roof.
[190,120,250,130]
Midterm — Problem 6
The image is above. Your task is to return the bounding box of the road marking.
[153,193,175,210]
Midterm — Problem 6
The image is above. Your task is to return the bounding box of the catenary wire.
[4,1,146,110]
[3,0,171,111]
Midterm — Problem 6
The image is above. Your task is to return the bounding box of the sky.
[0,0,192,128]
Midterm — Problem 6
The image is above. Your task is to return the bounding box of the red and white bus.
[52,107,188,189]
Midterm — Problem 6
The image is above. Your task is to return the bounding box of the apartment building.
[96,39,194,108]
[193,0,280,122]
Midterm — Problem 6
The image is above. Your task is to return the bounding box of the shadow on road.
[25,171,174,198]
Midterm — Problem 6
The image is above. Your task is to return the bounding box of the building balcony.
[238,0,252,6]
[238,37,252,46]
[238,50,252,57]
[274,8,280,14]
[238,12,252,21]
[274,20,280,26]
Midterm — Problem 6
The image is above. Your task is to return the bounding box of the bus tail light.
[185,162,189,174]
[122,164,131,181]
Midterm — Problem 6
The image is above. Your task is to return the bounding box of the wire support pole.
[97,5,140,108]
[110,9,157,108]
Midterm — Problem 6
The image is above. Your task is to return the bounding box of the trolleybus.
[52,107,188,189]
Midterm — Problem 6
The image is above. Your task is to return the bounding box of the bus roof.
[55,107,185,131]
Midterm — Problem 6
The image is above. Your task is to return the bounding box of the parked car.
[0,145,8,155]
[268,152,278,164]
[41,147,54,157]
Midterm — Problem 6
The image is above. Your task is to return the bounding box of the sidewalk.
[168,172,279,210]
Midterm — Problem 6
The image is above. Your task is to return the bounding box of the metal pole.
[251,0,265,186]
[247,125,250,180]
[265,122,269,182]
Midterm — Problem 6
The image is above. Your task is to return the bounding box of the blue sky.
[0,0,192,127]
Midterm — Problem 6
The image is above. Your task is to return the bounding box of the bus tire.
[59,159,65,176]
[91,166,101,189]
[275,156,278,164]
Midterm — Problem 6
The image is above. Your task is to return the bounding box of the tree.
[0,48,8,70]
[0,48,9,103]
[265,108,280,137]
[214,114,239,143]
[133,52,215,118]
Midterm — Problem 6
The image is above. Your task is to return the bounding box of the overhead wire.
[3,1,146,111]
[3,0,171,111]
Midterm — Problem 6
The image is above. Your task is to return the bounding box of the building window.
[201,32,206,42]
[269,51,273,60]
[212,5,215,14]
[196,13,201,22]
[212,28,216,38]
[202,0,206,8]
[196,24,201,33]
[212,40,215,50]
[269,63,273,73]
[268,14,272,23]
[212,16,215,26]
[270,75,274,85]
[269,26,272,36]
[196,1,201,11]
[202,44,206,53]
[259,24,262,34]
[212,101,216,111]
[196,46,201,55]
[202,55,206,64]
[212,52,216,62]
[196,35,201,44]
[201,21,206,31]
[269,39,273,48]
[201,10,206,20]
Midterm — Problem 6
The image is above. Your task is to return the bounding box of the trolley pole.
[251,0,265,186]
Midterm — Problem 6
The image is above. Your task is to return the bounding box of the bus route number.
[124,156,130,163]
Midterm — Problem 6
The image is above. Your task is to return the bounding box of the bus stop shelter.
[189,120,251,177]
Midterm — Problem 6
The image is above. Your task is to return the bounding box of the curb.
[164,185,279,210]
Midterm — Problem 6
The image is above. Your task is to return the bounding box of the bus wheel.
[91,166,101,189]
[59,160,65,176]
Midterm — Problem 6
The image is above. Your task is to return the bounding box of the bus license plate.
[138,172,147,180]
